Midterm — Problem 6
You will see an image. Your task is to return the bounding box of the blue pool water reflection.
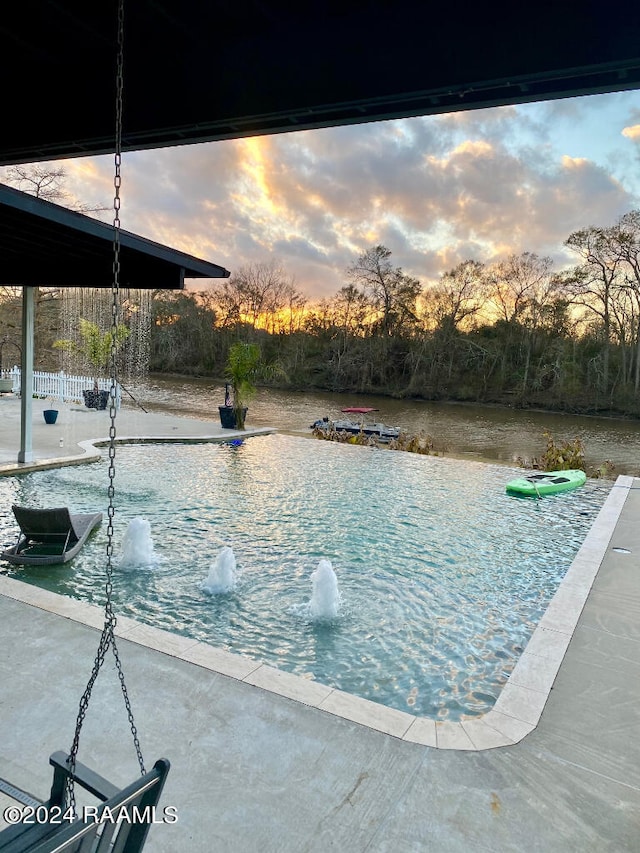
[0,435,608,720]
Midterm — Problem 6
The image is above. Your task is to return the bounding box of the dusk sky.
[29,90,640,301]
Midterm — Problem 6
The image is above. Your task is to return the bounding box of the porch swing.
[0,4,170,850]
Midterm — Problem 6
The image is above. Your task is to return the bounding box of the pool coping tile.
[117,621,199,658]
[403,716,438,747]
[435,721,475,750]
[481,710,535,744]
[492,681,551,725]
[318,689,415,738]
[243,663,334,706]
[507,649,563,694]
[461,718,515,750]
[0,474,630,751]
[523,624,571,665]
[181,641,262,680]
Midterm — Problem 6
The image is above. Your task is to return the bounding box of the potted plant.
[43,397,59,424]
[54,318,129,409]
[219,341,285,430]
[218,382,240,429]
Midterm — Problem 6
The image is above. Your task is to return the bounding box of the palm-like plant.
[225,341,285,430]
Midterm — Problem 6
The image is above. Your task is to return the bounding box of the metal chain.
[66,0,145,813]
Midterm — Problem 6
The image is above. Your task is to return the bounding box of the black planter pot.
[83,389,110,410]
[218,405,247,429]
[43,409,58,424]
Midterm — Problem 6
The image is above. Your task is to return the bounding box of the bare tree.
[2,164,67,201]
[277,282,307,334]
[1,163,109,215]
[424,260,486,333]
[346,245,421,337]
[487,252,555,324]
[212,260,302,333]
[599,210,640,391]
[562,226,624,392]
[329,284,370,335]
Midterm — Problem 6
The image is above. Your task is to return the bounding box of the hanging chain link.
[66,0,145,814]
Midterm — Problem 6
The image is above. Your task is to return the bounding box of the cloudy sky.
[55,90,640,301]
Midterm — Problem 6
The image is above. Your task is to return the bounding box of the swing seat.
[0,751,170,852]
[1,506,102,566]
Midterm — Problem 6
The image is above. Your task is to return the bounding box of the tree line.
[149,209,640,417]
[3,193,640,417]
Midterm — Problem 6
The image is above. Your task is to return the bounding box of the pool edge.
[0,474,628,751]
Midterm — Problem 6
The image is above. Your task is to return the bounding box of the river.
[129,374,640,477]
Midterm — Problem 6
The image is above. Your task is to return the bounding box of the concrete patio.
[0,397,638,851]
[0,395,276,473]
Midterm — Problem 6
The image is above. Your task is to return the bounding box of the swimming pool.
[0,434,606,720]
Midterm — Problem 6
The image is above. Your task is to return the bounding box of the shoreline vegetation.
[153,370,640,425]
[311,418,614,479]
[149,229,640,422]
[5,219,640,448]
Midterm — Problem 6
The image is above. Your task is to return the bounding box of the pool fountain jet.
[201,546,237,594]
[118,517,158,568]
[310,559,341,620]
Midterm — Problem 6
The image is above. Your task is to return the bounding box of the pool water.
[0,434,607,720]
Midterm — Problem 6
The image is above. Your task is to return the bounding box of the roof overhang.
[0,2,639,165]
[0,184,229,289]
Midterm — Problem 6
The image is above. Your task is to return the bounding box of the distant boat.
[311,407,401,442]
[506,469,586,497]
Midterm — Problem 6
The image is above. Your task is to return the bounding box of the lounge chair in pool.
[1,505,102,565]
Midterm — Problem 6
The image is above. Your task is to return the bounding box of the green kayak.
[506,468,586,497]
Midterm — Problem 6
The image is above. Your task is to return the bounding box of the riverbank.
[149,369,640,422]
[131,375,640,477]
[7,374,637,476]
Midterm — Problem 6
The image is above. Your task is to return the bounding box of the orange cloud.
[451,140,494,157]
[561,155,589,169]
[622,124,640,141]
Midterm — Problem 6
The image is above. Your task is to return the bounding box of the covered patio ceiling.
[1,1,639,166]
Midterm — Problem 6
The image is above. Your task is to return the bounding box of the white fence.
[3,367,121,407]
